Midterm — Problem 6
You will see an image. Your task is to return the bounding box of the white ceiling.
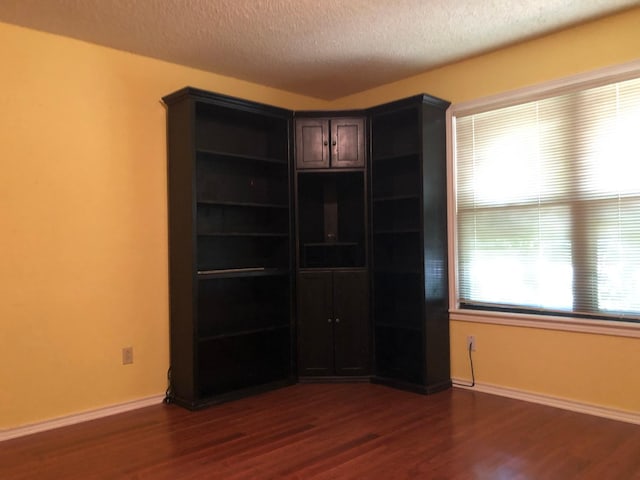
[0,0,638,100]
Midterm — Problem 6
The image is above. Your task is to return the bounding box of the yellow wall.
[331,7,640,413]
[0,21,327,430]
[450,321,640,412]
[2,6,639,430]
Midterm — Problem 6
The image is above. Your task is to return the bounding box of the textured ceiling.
[0,0,638,100]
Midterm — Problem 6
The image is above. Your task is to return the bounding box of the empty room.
[1,1,639,478]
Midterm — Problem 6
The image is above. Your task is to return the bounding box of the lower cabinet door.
[297,272,334,376]
[333,271,369,375]
[297,270,370,377]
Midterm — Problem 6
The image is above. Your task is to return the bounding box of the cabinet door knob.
[332,139,337,146]
[327,318,332,323]
[323,140,328,146]
[335,318,340,323]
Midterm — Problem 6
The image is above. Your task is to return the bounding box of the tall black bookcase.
[163,88,294,409]
[369,95,451,393]
[163,87,452,409]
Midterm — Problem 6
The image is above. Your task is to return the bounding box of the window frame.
[446,59,640,338]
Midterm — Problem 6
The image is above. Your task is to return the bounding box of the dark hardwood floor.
[2,384,639,479]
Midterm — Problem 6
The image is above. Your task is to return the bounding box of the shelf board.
[303,242,359,247]
[374,269,421,277]
[296,167,365,174]
[374,322,422,333]
[196,148,287,166]
[197,199,288,209]
[372,194,420,203]
[371,151,419,162]
[197,267,290,279]
[299,266,368,273]
[198,324,291,342]
[374,228,421,235]
[374,267,422,275]
[198,232,289,238]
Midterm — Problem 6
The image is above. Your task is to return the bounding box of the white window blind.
[454,76,640,321]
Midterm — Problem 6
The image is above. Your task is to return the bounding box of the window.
[452,73,640,323]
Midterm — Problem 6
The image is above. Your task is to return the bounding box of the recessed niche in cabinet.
[371,107,420,160]
[195,102,288,162]
[373,196,421,234]
[297,171,365,269]
[198,275,290,338]
[197,328,291,397]
[371,154,421,200]
[196,153,288,206]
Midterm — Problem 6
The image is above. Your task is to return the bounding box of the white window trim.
[446,59,640,339]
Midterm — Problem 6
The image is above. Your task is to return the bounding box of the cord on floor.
[163,367,173,404]
[452,342,475,388]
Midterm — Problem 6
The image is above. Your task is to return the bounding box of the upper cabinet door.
[295,117,365,169]
[331,118,365,168]
[296,119,330,169]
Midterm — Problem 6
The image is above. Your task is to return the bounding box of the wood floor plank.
[1,384,639,479]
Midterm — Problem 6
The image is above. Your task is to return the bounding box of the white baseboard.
[452,378,640,425]
[0,394,165,442]
[3,385,637,442]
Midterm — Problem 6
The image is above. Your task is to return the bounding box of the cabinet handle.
[327,318,332,323]
[332,139,337,146]
[323,140,328,146]
[335,318,340,323]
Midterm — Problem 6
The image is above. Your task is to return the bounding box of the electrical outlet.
[466,335,476,352]
[122,346,134,365]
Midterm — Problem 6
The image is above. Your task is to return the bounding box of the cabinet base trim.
[371,376,452,395]
[172,378,296,411]
[298,375,371,384]
[0,394,165,442]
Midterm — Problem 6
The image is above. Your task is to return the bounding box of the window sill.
[450,308,640,338]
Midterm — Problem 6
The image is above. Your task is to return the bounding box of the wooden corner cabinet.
[163,87,450,409]
[294,113,370,381]
[162,87,294,409]
[369,94,451,394]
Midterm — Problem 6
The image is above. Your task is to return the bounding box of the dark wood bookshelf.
[369,94,451,394]
[164,87,451,410]
[163,87,294,409]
